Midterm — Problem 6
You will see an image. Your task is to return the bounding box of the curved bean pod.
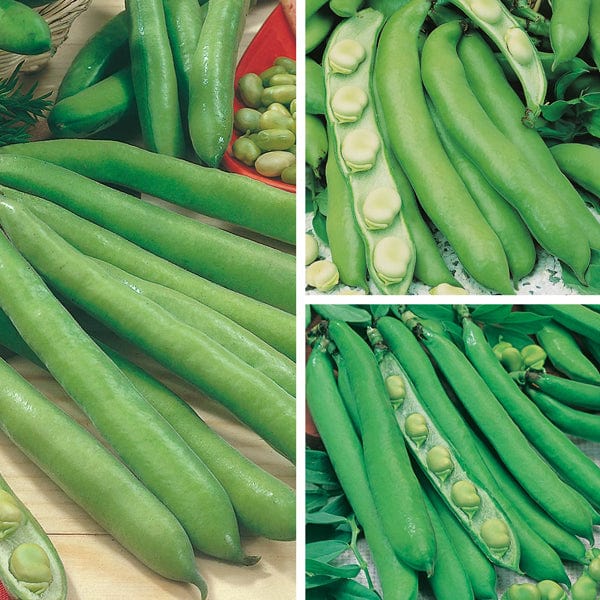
[0,154,295,313]
[0,0,51,55]
[590,0,600,71]
[403,311,595,540]
[188,0,249,166]
[0,358,207,594]
[0,199,296,463]
[0,139,295,245]
[550,0,591,70]
[375,0,513,294]
[524,370,600,411]
[422,21,591,281]
[328,319,436,573]
[306,346,418,600]
[528,304,600,342]
[4,187,294,359]
[0,213,251,563]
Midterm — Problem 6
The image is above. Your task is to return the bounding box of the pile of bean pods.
[306,303,600,599]
[0,4,297,598]
[305,0,600,295]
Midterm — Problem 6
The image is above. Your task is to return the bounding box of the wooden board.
[2,1,297,598]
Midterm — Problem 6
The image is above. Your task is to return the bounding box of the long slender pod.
[0,358,207,594]
[590,0,600,70]
[0,140,295,244]
[422,21,591,281]
[328,319,435,572]
[529,304,600,342]
[0,155,295,312]
[189,0,250,166]
[323,9,416,294]
[458,34,600,251]
[2,187,295,359]
[374,0,512,294]
[0,0,51,55]
[550,0,591,69]
[458,306,600,511]
[306,346,418,600]
[0,199,296,463]
[402,310,595,540]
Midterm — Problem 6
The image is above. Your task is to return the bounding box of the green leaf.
[330,579,381,599]
[501,311,552,333]
[312,210,329,245]
[556,69,590,100]
[370,305,390,319]
[306,540,350,562]
[470,304,513,323]
[312,305,372,324]
[406,304,455,321]
[483,324,534,350]
[306,511,349,525]
[540,98,579,122]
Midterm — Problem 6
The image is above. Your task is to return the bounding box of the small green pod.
[238,73,264,108]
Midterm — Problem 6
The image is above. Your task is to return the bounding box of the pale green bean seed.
[269,73,296,87]
[480,518,511,556]
[505,583,542,600]
[521,344,547,370]
[281,163,296,185]
[385,374,405,402]
[259,65,287,84]
[373,236,412,284]
[500,347,525,372]
[234,107,262,133]
[0,490,23,539]
[261,85,296,106]
[493,341,513,361]
[274,56,296,74]
[468,0,503,23]
[232,137,262,166]
[429,283,468,295]
[267,102,292,117]
[238,73,264,108]
[330,85,369,123]
[572,573,598,600]
[306,260,339,292]
[254,151,295,177]
[289,98,296,114]
[588,557,600,582]
[255,129,295,151]
[341,129,380,172]
[305,234,319,265]
[450,480,481,518]
[505,27,535,66]
[537,580,568,600]
[259,110,295,131]
[328,39,366,74]
[404,413,429,447]
[426,446,454,481]
[362,187,401,229]
[9,543,53,594]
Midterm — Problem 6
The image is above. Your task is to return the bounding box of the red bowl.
[221,4,296,193]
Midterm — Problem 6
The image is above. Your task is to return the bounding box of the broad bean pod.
[549,0,591,70]
[0,139,295,245]
[0,0,51,55]
[523,370,600,412]
[306,346,418,600]
[590,0,600,70]
[529,304,600,342]
[5,188,294,359]
[0,199,296,462]
[0,154,295,312]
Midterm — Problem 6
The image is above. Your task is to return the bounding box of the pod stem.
[453,304,470,321]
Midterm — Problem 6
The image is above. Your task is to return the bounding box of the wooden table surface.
[1,1,297,598]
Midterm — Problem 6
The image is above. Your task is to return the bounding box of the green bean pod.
[369,331,520,571]
[447,0,546,114]
[0,473,66,600]
[528,304,600,342]
[163,0,206,117]
[329,0,363,18]
[526,387,600,443]
[56,11,129,101]
[306,7,336,54]
[95,259,295,396]
[523,370,600,411]
[0,139,295,245]
[422,21,591,281]
[426,482,497,600]
[126,0,186,157]
[0,199,295,463]
[324,134,368,290]
[549,0,591,70]
[376,316,573,582]
[0,0,51,55]
[375,0,512,294]
[458,34,600,252]
[189,0,249,167]
[328,319,436,573]
[331,353,361,436]
[305,114,328,175]
[0,358,207,594]
[402,311,595,540]
[48,67,136,139]
[306,57,326,115]
[535,321,600,385]
[459,307,600,513]
[325,9,416,294]
[590,0,600,70]
[0,154,295,313]
[4,187,294,359]
[306,346,419,600]
[427,98,536,283]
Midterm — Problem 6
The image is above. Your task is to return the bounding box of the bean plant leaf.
[312,209,329,245]
[307,540,350,562]
[312,305,372,324]
[369,305,390,319]
[330,579,381,599]
[406,304,456,322]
